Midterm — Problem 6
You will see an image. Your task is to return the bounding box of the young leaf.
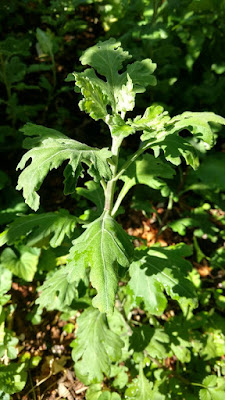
[0,209,77,248]
[71,307,124,384]
[67,211,133,314]
[1,246,40,282]
[73,38,156,118]
[17,124,111,210]
[73,70,109,121]
[132,105,169,137]
[115,74,135,113]
[129,243,197,315]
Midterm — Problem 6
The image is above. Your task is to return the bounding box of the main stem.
[104,136,123,214]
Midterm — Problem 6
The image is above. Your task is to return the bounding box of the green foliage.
[71,307,124,384]
[125,367,155,400]
[67,211,133,313]
[72,38,156,119]
[17,123,111,210]
[129,243,197,315]
[0,209,77,247]
[199,376,225,400]
[0,363,27,394]
[0,246,40,282]
[87,384,121,400]
[1,11,225,398]
[120,153,175,199]
[36,265,81,311]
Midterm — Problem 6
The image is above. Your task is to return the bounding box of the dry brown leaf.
[58,382,73,400]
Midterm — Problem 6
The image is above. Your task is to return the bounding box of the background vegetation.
[0,1,225,399]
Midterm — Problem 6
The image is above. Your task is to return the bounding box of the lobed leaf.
[72,38,156,119]
[0,209,77,248]
[120,153,175,198]
[17,124,111,210]
[67,211,133,314]
[168,112,225,148]
[36,266,80,311]
[129,243,197,315]
[130,326,169,359]
[199,376,225,400]
[124,367,154,400]
[151,133,199,169]
[71,307,124,384]
[136,107,225,169]
[73,71,109,120]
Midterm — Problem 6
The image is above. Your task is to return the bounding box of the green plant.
[1,38,225,397]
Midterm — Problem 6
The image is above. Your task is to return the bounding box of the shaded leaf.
[36,28,56,57]
[129,243,197,314]
[169,205,220,242]
[130,326,169,359]
[0,209,77,248]
[120,153,175,200]
[196,153,225,191]
[86,384,121,400]
[76,181,104,214]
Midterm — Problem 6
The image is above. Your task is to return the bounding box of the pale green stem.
[100,178,107,193]
[191,382,208,389]
[111,181,132,217]
[111,131,167,209]
[167,191,174,210]
[109,142,152,215]
[114,142,150,182]
[104,135,123,213]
